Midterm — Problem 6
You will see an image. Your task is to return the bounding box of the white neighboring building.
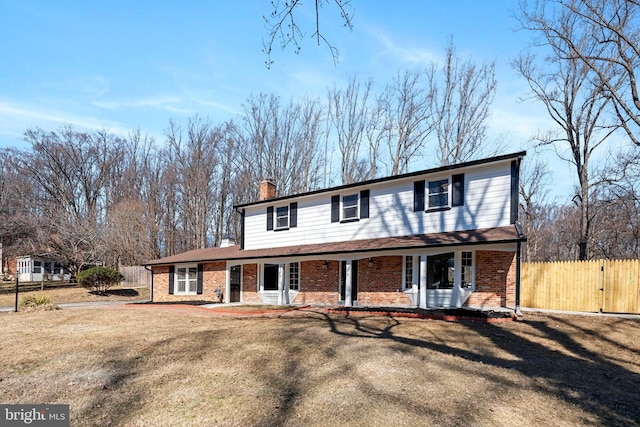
[17,255,71,282]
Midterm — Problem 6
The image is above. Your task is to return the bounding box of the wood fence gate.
[521,260,640,314]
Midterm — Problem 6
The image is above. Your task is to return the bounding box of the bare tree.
[237,93,324,197]
[17,126,124,270]
[0,148,37,262]
[520,0,640,145]
[262,0,354,67]
[372,70,434,176]
[429,40,498,166]
[327,76,373,184]
[519,156,552,261]
[516,3,622,260]
[590,152,640,259]
[165,116,221,251]
[21,126,123,226]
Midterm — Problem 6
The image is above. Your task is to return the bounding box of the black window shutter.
[452,174,465,207]
[510,160,519,224]
[168,266,175,294]
[331,195,340,222]
[413,181,425,212]
[290,202,298,228]
[360,190,370,218]
[240,209,245,250]
[266,206,274,231]
[196,264,203,295]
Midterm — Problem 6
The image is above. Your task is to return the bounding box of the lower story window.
[427,252,455,289]
[176,266,198,294]
[461,251,473,288]
[404,256,421,290]
[289,262,299,291]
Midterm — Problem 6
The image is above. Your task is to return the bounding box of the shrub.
[19,294,58,311]
[77,266,124,295]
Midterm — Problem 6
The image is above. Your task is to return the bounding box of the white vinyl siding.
[242,161,513,250]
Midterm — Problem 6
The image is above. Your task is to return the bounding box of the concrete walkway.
[0,299,148,312]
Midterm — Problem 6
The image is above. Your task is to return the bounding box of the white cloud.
[196,100,241,116]
[92,96,191,114]
[367,26,440,66]
[0,100,130,142]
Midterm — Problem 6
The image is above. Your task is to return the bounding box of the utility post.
[14,268,19,312]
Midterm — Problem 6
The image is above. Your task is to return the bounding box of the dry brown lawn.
[0,284,150,308]
[1,306,638,426]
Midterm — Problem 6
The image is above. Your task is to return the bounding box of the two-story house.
[145,152,526,311]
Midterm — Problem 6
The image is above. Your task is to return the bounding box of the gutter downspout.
[144,265,154,302]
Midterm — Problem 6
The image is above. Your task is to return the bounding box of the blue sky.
[1,0,568,195]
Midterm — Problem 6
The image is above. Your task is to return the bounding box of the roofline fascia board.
[144,237,525,267]
[234,151,527,209]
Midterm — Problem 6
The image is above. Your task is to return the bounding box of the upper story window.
[276,206,289,229]
[342,194,359,220]
[414,174,464,212]
[266,202,297,231]
[331,190,370,223]
[428,179,449,209]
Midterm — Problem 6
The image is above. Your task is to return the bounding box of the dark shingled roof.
[144,225,524,266]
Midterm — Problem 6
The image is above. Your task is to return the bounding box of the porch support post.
[224,265,231,304]
[283,263,290,304]
[419,255,427,309]
[277,263,285,305]
[344,260,353,307]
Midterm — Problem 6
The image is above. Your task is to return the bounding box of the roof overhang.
[145,225,525,266]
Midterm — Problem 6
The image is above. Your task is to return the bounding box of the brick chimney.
[259,179,276,201]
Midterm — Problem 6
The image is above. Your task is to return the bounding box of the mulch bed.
[328,306,517,322]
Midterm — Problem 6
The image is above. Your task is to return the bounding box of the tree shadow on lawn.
[312,311,640,426]
[64,311,639,426]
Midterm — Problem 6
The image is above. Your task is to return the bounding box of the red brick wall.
[294,260,340,305]
[152,262,226,302]
[241,264,261,303]
[153,250,517,308]
[358,256,412,306]
[465,250,516,308]
[203,262,226,300]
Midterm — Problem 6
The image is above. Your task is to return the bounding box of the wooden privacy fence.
[521,260,640,314]
[119,266,151,287]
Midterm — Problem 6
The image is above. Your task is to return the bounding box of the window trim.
[460,251,474,289]
[341,193,360,221]
[332,189,370,223]
[402,251,475,292]
[288,262,300,291]
[174,264,199,295]
[403,255,421,291]
[426,178,451,211]
[275,205,289,230]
